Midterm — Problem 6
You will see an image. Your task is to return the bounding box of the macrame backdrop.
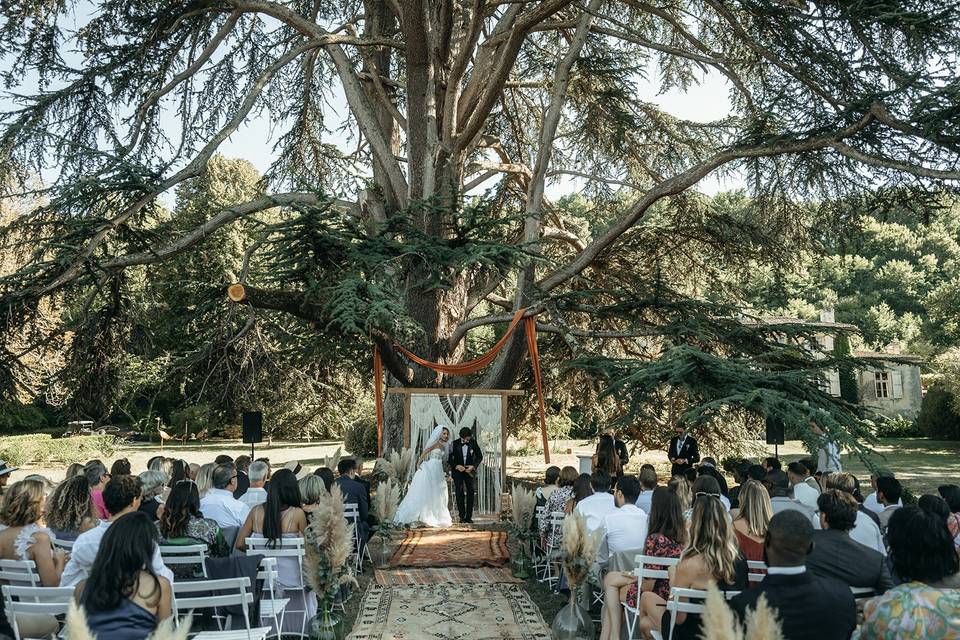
[410,393,503,515]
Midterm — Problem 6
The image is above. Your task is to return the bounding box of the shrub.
[915,383,960,440]
[0,402,48,435]
[344,417,378,458]
[874,415,923,438]
[0,434,118,467]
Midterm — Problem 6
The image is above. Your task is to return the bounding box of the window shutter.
[829,370,841,397]
[891,371,904,399]
[865,372,877,399]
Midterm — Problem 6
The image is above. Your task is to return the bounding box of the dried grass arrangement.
[374,447,416,493]
[373,477,400,526]
[508,484,537,539]
[64,600,191,640]
[700,584,785,640]
[320,446,342,471]
[560,511,602,589]
[303,485,358,608]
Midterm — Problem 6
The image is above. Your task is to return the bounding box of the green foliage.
[0,401,47,434]
[169,404,216,436]
[344,416,378,458]
[915,384,960,440]
[0,434,117,467]
[833,335,860,404]
[873,416,922,438]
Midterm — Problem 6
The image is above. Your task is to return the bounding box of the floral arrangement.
[560,511,602,589]
[700,584,784,640]
[303,485,358,608]
[373,447,416,494]
[508,484,537,540]
[65,600,190,639]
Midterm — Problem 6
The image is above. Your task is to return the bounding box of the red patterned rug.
[375,567,522,585]
[388,528,510,568]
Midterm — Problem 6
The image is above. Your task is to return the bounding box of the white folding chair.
[654,586,740,640]
[342,503,369,574]
[50,537,73,553]
[532,506,547,575]
[0,560,41,588]
[850,585,876,598]
[159,544,210,578]
[747,560,767,583]
[244,537,311,638]
[171,577,271,640]
[255,557,290,638]
[622,555,680,640]
[1,585,73,640]
[540,512,565,589]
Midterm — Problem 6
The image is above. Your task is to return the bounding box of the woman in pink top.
[85,462,111,519]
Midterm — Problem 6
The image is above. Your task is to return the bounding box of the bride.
[394,425,453,528]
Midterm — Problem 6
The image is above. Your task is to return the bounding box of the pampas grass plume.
[373,477,400,523]
[510,484,536,530]
[744,594,784,640]
[304,485,355,603]
[700,583,742,640]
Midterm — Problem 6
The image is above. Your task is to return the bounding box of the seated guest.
[137,470,167,522]
[787,461,819,509]
[536,466,561,506]
[732,480,771,567]
[570,473,594,511]
[765,469,818,527]
[85,461,111,519]
[875,476,903,533]
[938,484,960,548]
[239,460,269,508]
[298,474,327,518]
[167,459,188,488]
[800,458,821,491]
[763,457,781,472]
[110,458,131,477]
[186,463,200,481]
[600,487,685,640]
[727,460,752,510]
[637,486,747,640]
[156,481,229,577]
[199,463,251,529]
[823,472,885,554]
[599,476,649,565]
[806,490,892,594]
[214,455,234,466]
[856,505,960,639]
[76,512,172,640]
[314,467,335,494]
[232,455,251,499]
[45,475,98,540]
[636,466,657,514]
[61,475,174,587]
[863,471,901,514]
[574,471,618,532]
[66,462,85,479]
[696,458,728,496]
[334,458,369,541]
[730,510,856,640]
[194,462,216,497]
[692,475,730,511]
[667,476,692,521]
[540,466,578,549]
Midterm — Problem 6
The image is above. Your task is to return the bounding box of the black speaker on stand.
[765,416,785,460]
[242,411,263,458]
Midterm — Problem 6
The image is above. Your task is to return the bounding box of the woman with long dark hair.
[600,487,687,640]
[167,459,188,487]
[592,434,622,481]
[77,512,171,639]
[156,481,229,577]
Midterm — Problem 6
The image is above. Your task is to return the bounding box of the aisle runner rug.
[374,567,522,585]
[347,583,550,640]
[388,529,510,568]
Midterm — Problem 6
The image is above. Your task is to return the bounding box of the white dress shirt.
[461,443,470,464]
[636,489,655,515]
[574,492,618,533]
[817,440,842,473]
[793,481,820,509]
[863,492,902,514]
[61,520,174,588]
[239,487,267,509]
[599,504,649,563]
[849,510,886,555]
[200,488,251,529]
[766,565,806,575]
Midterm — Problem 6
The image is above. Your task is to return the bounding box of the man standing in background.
[667,425,699,477]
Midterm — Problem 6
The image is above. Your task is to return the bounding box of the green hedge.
[874,415,923,438]
[0,434,118,468]
[344,417,378,458]
[0,402,48,435]
[915,384,960,440]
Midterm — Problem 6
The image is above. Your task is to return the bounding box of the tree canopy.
[3,0,960,453]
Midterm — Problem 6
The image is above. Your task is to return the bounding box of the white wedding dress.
[394,447,453,528]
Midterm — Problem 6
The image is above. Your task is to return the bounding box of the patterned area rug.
[375,567,522,585]
[346,584,550,640]
[388,528,510,568]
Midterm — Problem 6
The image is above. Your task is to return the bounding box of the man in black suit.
[233,455,251,499]
[730,510,857,640]
[335,458,370,542]
[448,427,483,524]
[806,489,893,594]
[667,425,699,477]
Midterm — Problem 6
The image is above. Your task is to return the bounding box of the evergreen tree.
[833,334,860,405]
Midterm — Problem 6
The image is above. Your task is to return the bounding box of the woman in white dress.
[394,426,453,528]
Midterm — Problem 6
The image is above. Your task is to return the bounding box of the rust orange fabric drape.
[373,307,551,462]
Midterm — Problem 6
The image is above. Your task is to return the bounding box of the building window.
[875,372,889,398]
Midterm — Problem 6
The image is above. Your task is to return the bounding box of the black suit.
[806,529,893,593]
[614,438,630,468]
[449,438,484,522]
[667,435,699,476]
[730,572,856,640]
[233,471,250,499]
[335,476,370,541]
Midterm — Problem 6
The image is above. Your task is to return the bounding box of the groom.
[449,427,483,523]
